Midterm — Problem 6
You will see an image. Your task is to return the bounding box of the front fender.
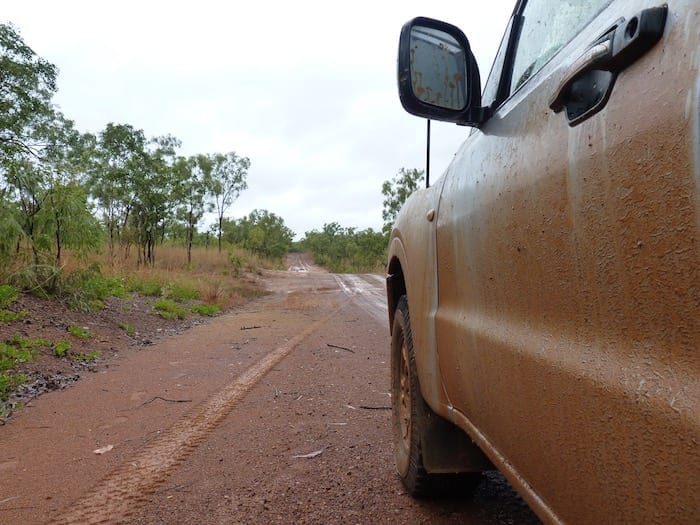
[387,183,449,412]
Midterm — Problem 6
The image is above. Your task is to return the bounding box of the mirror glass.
[409,26,467,110]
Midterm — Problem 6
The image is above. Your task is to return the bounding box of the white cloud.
[3,0,515,237]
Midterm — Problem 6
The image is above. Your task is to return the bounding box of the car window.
[510,0,611,93]
[481,15,515,109]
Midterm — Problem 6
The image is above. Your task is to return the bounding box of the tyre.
[391,295,481,497]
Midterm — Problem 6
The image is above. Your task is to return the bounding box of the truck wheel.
[391,295,481,497]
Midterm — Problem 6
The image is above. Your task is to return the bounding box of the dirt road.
[0,258,539,524]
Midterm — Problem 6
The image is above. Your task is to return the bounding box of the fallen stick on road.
[240,325,262,330]
[139,396,192,407]
[326,343,355,353]
[359,405,391,410]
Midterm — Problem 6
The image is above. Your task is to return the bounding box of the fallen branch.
[359,405,391,410]
[327,343,355,353]
[241,325,262,330]
[140,396,192,407]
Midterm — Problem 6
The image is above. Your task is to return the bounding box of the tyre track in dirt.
[51,300,348,525]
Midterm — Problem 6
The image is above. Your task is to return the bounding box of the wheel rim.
[398,337,412,451]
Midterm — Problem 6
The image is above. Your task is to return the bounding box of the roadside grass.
[190,303,220,316]
[54,340,71,357]
[119,323,135,336]
[0,244,271,319]
[0,336,48,406]
[0,284,27,323]
[154,299,189,320]
[67,325,92,339]
[0,243,272,416]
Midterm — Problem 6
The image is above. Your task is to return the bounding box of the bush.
[62,263,126,312]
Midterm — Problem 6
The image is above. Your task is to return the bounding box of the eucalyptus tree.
[237,209,294,260]
[130,134,180,266]
[4,113,101,282]
[88,123,147,259]
[381,167,425,235]
[0,23,57,163]
[173,154,209,265]
[0,23,58,263]
[207,152,249,252]
[40,115,101,265]
[0,27,100,271]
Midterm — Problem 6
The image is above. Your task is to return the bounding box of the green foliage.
[7,335,51,349]
[164,282,200,302]
[62,263,126,312]
[0,372,27,403]
[154,299,188,319]
[208,152,250,252]
[228,253,244,277]
[54,340,71,357]
[190,303,220,316]
[0,285,19,308]
[222,209,294,261]
[381,167,425,234]
[0,23,58,161]
[67,324,91,339]
[126,276,163,297]
[119,323,135,336]
[0,284,26,322]
[0,309,26,322]
[301,223,387,273]
[0,339,39,370]
[73,350,101,362]
[0,336,40,401]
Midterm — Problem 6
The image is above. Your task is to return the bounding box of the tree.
[381,167,425,234]
[173,155,209,265]
[0,23,57,162]
[88,123,148,260]
[0,23,59,263]
[239,209,294,260]
[301,222,386,273]
[207,152,249,252]
[4,113,101,282]
[130,134,180,266]
[40,114,102,265]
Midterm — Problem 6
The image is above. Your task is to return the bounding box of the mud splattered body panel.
[389,1,699,523]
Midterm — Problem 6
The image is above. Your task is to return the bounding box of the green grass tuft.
[0,285,19,308]
[119,323,136,336]
[154,299,189,320]
[190,303,221,316]
[54,340,72,357]
[67,325,92,339]
[73,351,101,362]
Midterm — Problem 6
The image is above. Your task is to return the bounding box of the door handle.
[549,5,667,126]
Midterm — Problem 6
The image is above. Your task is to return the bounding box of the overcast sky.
[3,1,514,238]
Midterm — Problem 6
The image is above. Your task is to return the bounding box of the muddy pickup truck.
[386,1,699,523]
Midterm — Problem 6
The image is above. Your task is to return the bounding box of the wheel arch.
[386,254,407,335]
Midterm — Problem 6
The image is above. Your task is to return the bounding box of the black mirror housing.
[398,17,487,126]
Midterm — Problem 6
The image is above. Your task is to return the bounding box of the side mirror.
[398,17,487,126]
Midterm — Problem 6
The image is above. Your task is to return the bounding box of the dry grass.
[58,244,274,309]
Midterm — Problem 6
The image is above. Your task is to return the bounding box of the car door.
[434,0,699,522]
